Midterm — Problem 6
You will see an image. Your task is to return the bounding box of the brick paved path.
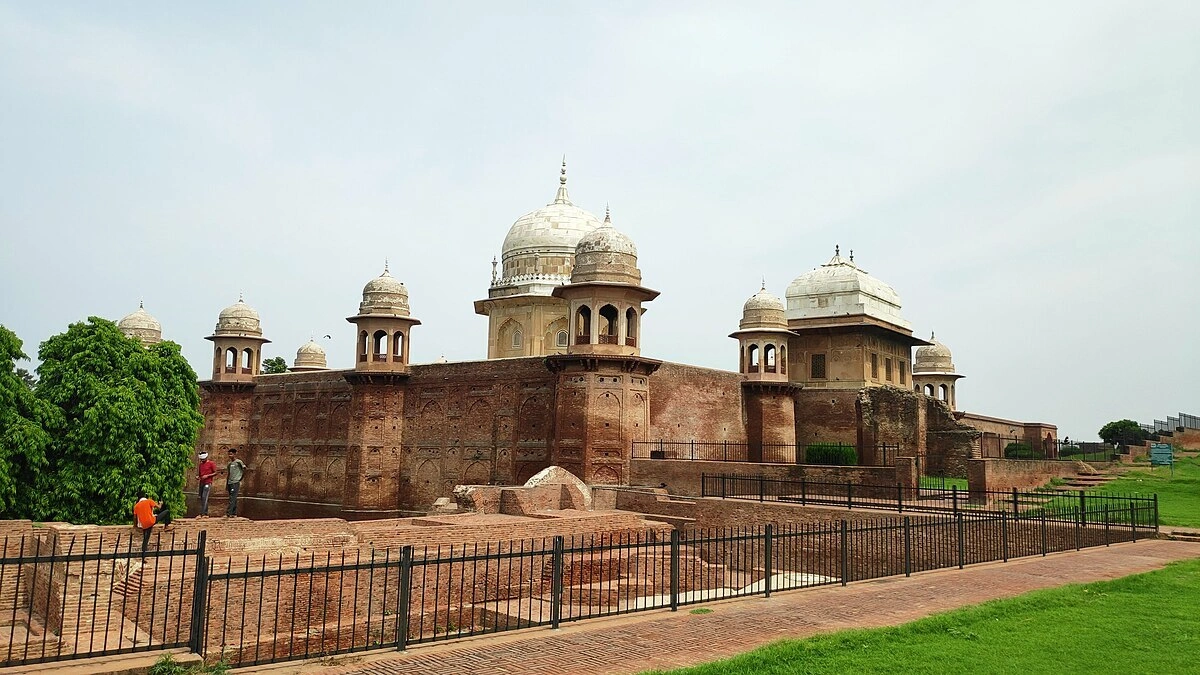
[269,540,1200,675]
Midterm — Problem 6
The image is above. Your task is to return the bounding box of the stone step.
[0,648,201,675]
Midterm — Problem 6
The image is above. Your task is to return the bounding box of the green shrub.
[806,443,857,465]
[1004,442,1036,459]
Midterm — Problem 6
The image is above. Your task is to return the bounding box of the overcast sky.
[1,1,1197,439]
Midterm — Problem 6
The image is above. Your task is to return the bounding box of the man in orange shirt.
[133,492,171,554]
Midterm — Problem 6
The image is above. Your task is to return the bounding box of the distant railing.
[631,440,899,467]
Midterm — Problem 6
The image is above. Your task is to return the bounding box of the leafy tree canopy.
[0,327,57,516]
[1098,419,1150,447]
[262,356,288,374]
[30,318,203,524]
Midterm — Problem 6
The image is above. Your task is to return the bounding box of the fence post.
[720,475,727,499]
[1130,502,1137,542]
[1041,511,1048,556]
[840,520,849,586]
[1154,494,1160,535]
[551,536,564,629]
[701,473,707,498]
[1074,508,1081,551]
[1104,505,1110,546]
[1001,512,1008,562]
[723,439,728,461]
[952,486,959,514]
[690,439,695,461]
[846,482,853,510]
[897,483,903,514]
[1078,491,1086,527]
[669,530,680,611]
[801,477,807,506]
[759,475,765,503]
[187,530,209,655]
[903,516,911,577]
[956,513,965,569]
[764,524,773,599]
[397,545,413,651]
[1012,487,1019,516]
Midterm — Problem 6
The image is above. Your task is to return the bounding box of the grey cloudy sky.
[1,1,1197,439]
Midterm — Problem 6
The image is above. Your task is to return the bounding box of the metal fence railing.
[201,497,1156,668]
[630,440,900,466]
[0,531,206,668]
[1,490,1159,670]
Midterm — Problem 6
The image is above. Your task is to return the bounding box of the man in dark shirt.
[222,448,248,517]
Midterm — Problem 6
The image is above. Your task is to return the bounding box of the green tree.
[262,356,288,374]
[1098,419,1150,448]
[33,318,203,524]
[0,327,57,517]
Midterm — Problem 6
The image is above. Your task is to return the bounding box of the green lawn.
[919,475,967,490]
[1099,455,1200,528]
[647,559,1200,675]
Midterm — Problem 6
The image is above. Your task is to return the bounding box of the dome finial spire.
[553,156,571,205]
[139,299,144,309]
[238,291,244,302]
[849,248,854,263]
[604,203,611,223]
[931,330,935,341]
[384,258,390,274]
[835,244,840,256]
[761,275,766,290]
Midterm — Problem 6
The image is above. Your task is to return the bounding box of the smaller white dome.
[739,285,787,330]
[576,209,637,257]
[118,302,162,346]
[293,339,327,371]
[743,287,784,313]
[214,297,263,337]
[914,332,956,373]
[358,264,411,316]
[570,208,642,285]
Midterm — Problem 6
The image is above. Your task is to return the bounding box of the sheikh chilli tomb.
[118,163,1056,519]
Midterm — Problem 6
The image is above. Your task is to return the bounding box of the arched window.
[764,344,777,373]
[225,347,237,373]
[939,384,949,401]
[924,384,935,397]
[511,329,523,349]
[748,344,760,372]
[241,348,254,373]
[599,305,619,344]
[393,332,405,362]
[372,330,388,361]
[625,307,638,347]
[576,305,591,344]
[358,331,369,362]
[555,330,568,348]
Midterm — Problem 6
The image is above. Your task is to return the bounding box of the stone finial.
[384,258,390,274]
[849,249,854,263]
[761,275,766,291]
[604,203,611,224]
[835,244,840,256]
[553,156,571,204]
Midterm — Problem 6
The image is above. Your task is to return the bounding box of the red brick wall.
[967,458,1091,497]
[794,390,858,447]
[648,363,746,443]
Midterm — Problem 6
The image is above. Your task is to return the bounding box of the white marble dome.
[358,265,410,316]
[117,302,162,346]
[498,162,602,282]
[214,297,263,337]
[570,209,642,285]
[739,286,787,329]
[293,339,328,371]
[914,332,955,373]
[785,248,910,329]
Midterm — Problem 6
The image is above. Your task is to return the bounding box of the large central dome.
[496,161,602,288]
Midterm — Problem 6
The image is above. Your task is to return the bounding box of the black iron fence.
[0,530,205,668]
[631,440,900,467]
[701,473,1158,524]
[0,490,1159,670]
[978,436,1119,463]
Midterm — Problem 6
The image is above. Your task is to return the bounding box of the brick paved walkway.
[263,540,1200,675]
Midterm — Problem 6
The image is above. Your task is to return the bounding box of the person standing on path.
[222,448,248,517]
[197,452,217,516]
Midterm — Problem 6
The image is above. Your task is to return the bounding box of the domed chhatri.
[206,295,270,383]
[914,332,955,374]
[785,246,910,330]
[570,207,641,285]
[347,263,422,374]
[214,295,264,337]
[292,339,328,372]
[497,159,603,285]
[358,262,411,317]
[739,284,786,330]
[117,301,163,346]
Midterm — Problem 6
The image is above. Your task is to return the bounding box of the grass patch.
[689,608,714,615]
[646,559,1200,674]
[919,475,967,491]
[1099,455,1200,527]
